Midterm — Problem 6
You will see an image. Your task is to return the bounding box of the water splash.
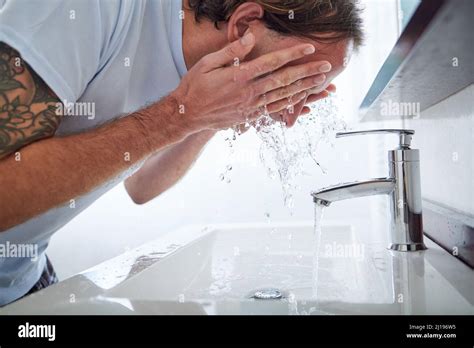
[219,95,346,206]
[255,95,346,208]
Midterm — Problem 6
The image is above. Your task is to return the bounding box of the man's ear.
[226,2,264,42]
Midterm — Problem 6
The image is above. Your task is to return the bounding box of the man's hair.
[188,0,364,48]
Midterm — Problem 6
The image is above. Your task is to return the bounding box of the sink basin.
[1,222,473,315]
[107,224,392,305]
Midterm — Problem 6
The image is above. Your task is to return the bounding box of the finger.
[301,106,311,115]
[256,73,326,106]
[305,83,336,104]
[235,43,320,82]
[201,32,256,72]
[268,101,311,122]
[253,61,330,96]
[326,84,337,93]
[266,90,307,115]
[283,99,306,127]
[306,90,329,104]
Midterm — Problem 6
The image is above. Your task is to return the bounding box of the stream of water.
[312,203,326,303]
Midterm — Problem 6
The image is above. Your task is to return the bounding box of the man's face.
[247,27,353,94]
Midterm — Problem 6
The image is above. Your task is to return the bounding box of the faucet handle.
[336,129,415,148]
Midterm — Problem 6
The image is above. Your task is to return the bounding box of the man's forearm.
[0,96,187,231]
[124,129,215,204]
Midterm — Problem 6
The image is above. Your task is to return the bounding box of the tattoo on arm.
[0,42,62,159]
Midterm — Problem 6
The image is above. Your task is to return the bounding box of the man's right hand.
[171,32,331,133]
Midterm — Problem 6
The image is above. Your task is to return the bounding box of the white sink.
[2,222,473,315]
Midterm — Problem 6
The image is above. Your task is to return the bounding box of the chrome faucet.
[311,129,427,252]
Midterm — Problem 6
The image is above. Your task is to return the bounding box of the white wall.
[47,0,400,279]
[405,84,474,216]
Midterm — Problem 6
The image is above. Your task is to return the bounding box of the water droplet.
[226,165,233,171]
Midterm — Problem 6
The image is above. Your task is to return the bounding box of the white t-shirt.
[0,0,187,305]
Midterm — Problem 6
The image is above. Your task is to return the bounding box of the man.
[0,0,363,305]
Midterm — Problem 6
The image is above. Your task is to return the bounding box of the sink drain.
[252,288,283,300]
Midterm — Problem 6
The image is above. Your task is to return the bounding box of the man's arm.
[0,42,61,159]
[124,130,215,204]
[0,42,188,231]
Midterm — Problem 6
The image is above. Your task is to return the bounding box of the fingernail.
[320,63,332,72]
[313,74,326,84]
[303,45,315,55]
[241,32,255,46]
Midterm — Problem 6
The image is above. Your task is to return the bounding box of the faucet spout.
[310,129,426,251]
[311,178,396,206]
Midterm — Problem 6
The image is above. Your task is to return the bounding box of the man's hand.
[232,83,336,134]
[282,83,337,127]
[171,32,331,133]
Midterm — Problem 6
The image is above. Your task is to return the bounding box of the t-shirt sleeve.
[0,0,124,103]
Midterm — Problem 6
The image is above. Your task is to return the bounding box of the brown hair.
[188,0,364,48]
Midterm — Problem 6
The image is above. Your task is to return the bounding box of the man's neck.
[182,0,227,69]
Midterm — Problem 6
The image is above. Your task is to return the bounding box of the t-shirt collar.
[167,0,188,77]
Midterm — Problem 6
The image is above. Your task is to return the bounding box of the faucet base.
[389,243,427,252]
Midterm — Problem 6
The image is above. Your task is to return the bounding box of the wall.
[404,84,473,216]
[403,85,474,266]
